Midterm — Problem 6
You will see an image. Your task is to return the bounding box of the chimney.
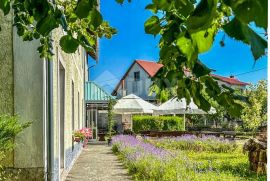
[229,75,235,78]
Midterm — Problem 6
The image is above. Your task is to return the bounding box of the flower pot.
[108,138,112,146]
[83,139,88,148]
[74,137,81,142]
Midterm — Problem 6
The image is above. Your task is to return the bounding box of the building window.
[134,71,140,81]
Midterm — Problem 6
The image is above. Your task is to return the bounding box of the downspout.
[47,56,55,180]
[84,53,86,128]
[44,55,54,180]
[43,59,47,181]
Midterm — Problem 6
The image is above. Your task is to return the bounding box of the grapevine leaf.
[223,18,267,60]
[224,0,267,29]
[144,16,161,35]
[0,0,10,15]
[60,35,79,53]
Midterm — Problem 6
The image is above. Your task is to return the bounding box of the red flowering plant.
[73,128,92,144]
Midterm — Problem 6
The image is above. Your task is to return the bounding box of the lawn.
[112,135,266,181]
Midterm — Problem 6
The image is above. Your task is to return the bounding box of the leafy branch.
[144,0,267,117]
[1,0,117,59]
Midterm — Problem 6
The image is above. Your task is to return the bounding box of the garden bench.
[199,131,222,137]
[223,131,236,140]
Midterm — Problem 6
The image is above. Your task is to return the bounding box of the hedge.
[132,115,184,133]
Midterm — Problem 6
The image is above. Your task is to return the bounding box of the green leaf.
[193,61,211,77]
[0,0,10,15]
[201,76,221,97]
[176,34,198,65]
[174,0,194,18]
[152,0,171,11]
[145,4,157,13]
[224,0,267,29]
[75,0,95,19]
[115,0,131,4]
[223,18,267,60]
[60,35,79,53]
[144,16,161,35]
[186,0,218,31]
[115,0,125,4]
[88,9,103,29]
[36,13,60,36]
[190,24,218,53]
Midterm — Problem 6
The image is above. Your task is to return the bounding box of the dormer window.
[134,71,140,81]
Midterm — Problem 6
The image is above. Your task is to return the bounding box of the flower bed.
[146,135,237,153]
[112,135,266,181]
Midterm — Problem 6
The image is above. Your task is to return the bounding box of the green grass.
[183,150,266,181]
[112,136,266,181]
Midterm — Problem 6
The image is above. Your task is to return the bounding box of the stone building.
[0,12,88,180]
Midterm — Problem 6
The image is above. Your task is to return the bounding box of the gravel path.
[65,144,132,181]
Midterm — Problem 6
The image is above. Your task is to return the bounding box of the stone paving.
[65,144,132,181]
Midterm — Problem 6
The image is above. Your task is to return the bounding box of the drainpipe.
[44,56,54,180]
[84,53,86,128]
[43,59,47,181]
[47,57,55,180]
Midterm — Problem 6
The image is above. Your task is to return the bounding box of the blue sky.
[89,0,267,93]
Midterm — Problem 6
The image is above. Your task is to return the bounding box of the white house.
[112,60,249,101]
[112,60,163,102]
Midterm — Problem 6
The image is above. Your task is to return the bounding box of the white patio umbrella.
[113,94,157,114]
[113,94,157,130]
[153,97,216,129]
[153,97,186,115]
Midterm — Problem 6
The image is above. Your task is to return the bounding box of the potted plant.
[73,131,84,142]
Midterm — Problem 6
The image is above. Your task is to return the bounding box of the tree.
[0,0,117,59]
[241,80,267,132]
[0,0,267,117]
[144,0,267,117]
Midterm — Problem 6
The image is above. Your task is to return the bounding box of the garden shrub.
[0,115,31,180]
[132,115,184,133]
[147,135,238,153]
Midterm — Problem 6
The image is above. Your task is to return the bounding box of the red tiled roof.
[112,60,249,95]
[135,60,163,77]
[211,74,249,86]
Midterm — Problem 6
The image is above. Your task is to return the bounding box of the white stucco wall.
[51,28,87,179]
[116,63,155,100]
[13,31,44,169]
